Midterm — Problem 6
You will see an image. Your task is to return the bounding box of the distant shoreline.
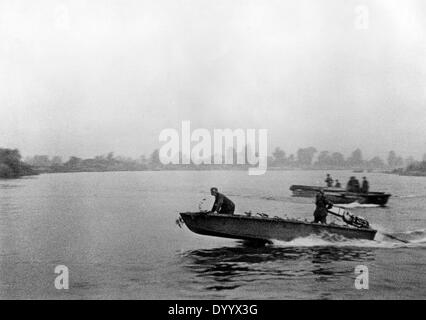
[388,162,426,177]
[30,167,388,174]
[4,146,425,178]
[4,167,426,179]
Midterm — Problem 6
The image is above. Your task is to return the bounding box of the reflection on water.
[180,243,374,291]
[0,183,22,221]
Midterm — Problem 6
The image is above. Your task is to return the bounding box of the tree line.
[0,148,37,178]
[268,147,415,169]
[22,147,426,174]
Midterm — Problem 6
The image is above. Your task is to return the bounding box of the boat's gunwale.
[179,212,377,234]
[289,185,391,197]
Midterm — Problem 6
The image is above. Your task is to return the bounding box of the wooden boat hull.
[180,212,377,242]
[289,185,391,206]
[290,185,346,197]
[324,192,391,206]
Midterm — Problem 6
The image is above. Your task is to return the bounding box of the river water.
[0,170,425,299]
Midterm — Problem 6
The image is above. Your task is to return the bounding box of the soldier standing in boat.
[335,179,342,188]
[325,174,334,187]
[361,177,369,193]
[313,190,333,224]
[210,187,235,215]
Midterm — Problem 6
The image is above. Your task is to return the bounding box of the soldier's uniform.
[361,179,369,193]
[313,193,333,224]
[212,192,235,214]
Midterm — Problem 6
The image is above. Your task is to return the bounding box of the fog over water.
[1,0,426,159]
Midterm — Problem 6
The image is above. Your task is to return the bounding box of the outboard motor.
[342,210,370,228]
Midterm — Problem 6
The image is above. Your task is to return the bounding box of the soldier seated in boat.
[313,190,333,224]
[346,176,360,192]
[353,177,361,192]
[210,187,235,215]
[361,177,369,193]
[325,174,334,187]
[346,177,352,191]
[346,176,354,191]
[334,179,342,188]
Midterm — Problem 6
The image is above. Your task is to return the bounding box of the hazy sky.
[1,0,425,160]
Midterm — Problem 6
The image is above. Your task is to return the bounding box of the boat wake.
[336,202,380,209]
[394,228,425,235]
[393,194,426,199]
[271,228,426,249]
